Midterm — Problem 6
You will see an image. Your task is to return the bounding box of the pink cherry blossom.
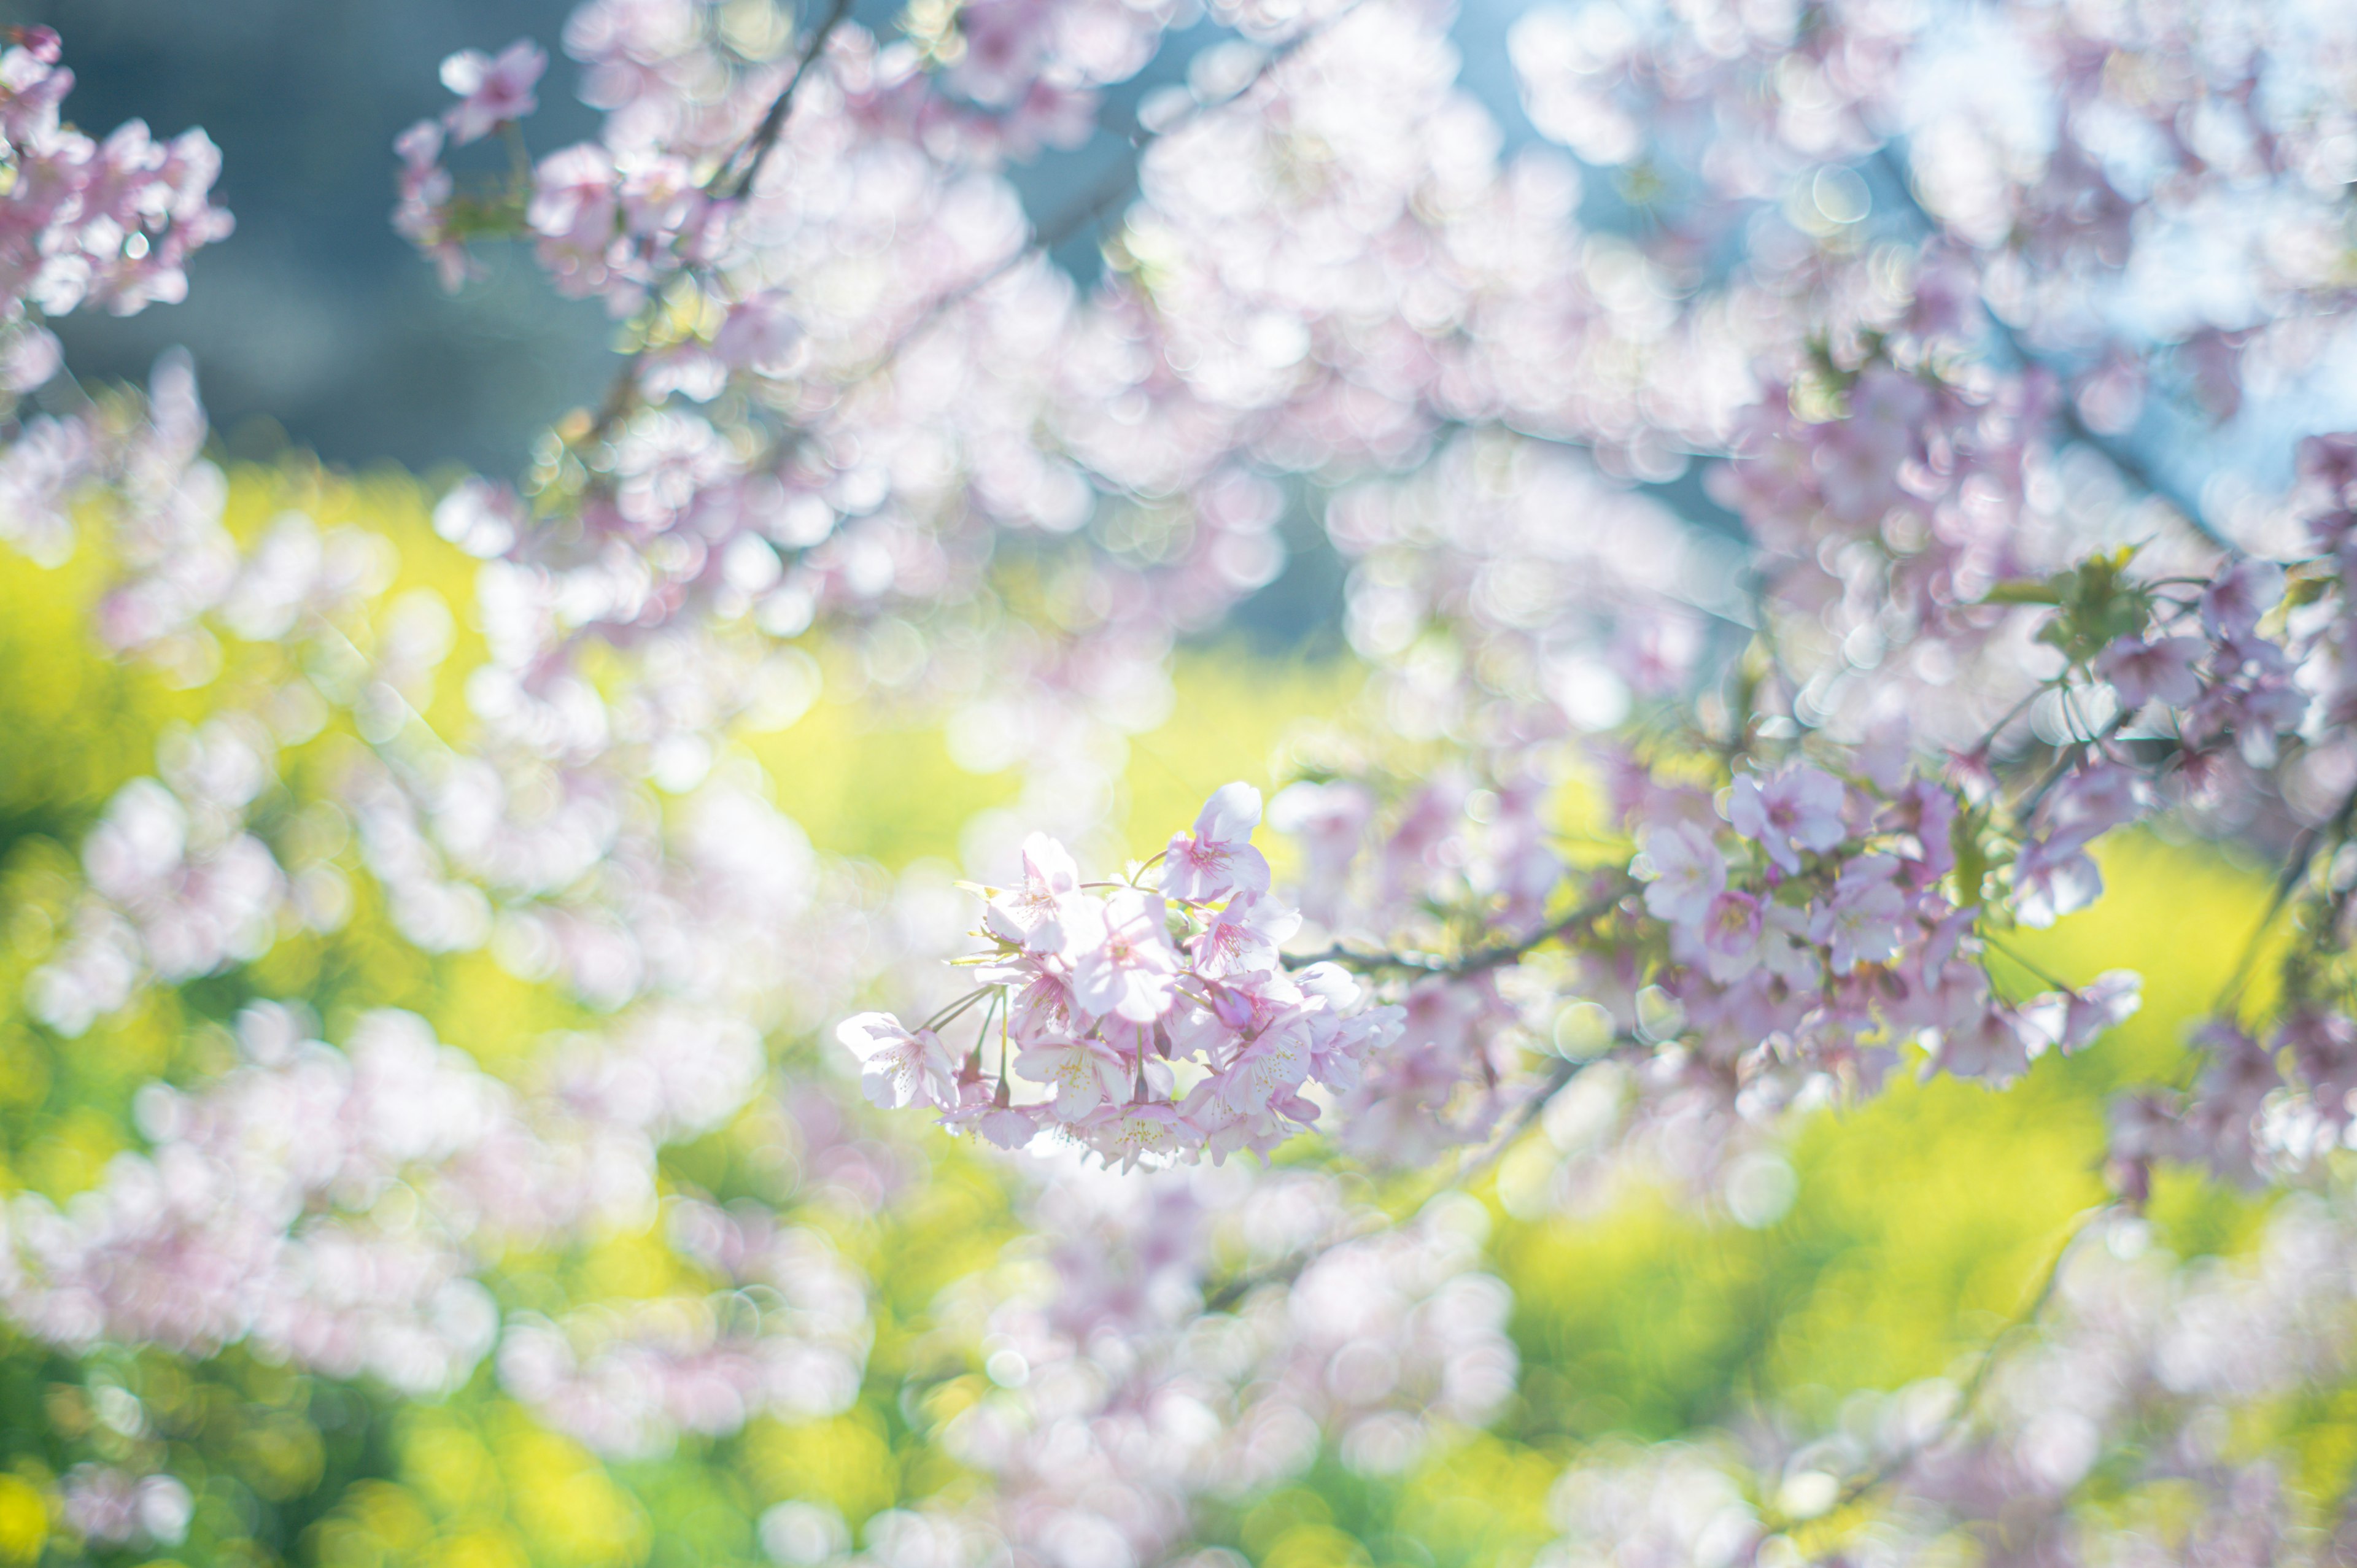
[1067,890,1180,1024]
[440,39,547,145]
[2011,836,2106,929]
[2020,971,2145,1057]
[1162,782,1272,902]
[1811,854,1910,974]
[1637,821,1726,927]
[1191,888,1301,977]
[835,1013,958,1110]
[17,9,2357,1553]
[2200,559,2287,642]
[985,832,1083,953]
[1013,1035,1131,1121]
[1267,779,1372,922]
[1086,1100,1186,1172]
[1728,766,1847,875]
[1698,891,1762,982]
[2096,634,2205,709]
[2046,765,2154,843]
[525,143,619,297]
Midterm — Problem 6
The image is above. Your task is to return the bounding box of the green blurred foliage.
[0,458,2305,1568]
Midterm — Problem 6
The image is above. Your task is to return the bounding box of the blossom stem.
[2216,781,2357,1014]
[1980,931,2072,993]
[1765,1204,2110,1532]
[1969,684,2048,755]
[971,992,1003,1065]
[2013,713,2131,821]
[500,120,532,188]
[920,986,996,1032]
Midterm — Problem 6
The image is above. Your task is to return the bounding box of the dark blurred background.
[25,0,1542,479]
[28,0,614,476]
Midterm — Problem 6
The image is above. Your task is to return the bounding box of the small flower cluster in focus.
[838,784,1405,1167]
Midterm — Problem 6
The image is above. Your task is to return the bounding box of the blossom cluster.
[0,28,231,336]
[292,0,2357,1553]
[381,0,2357,1200]
[839,783,1408,1167]
[1630,759,2144,1094]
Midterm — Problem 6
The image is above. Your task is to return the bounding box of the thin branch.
[820,5,1363,400]
[577,1,1364,504]
[1968,683,2048,758]
[2215,781,2357,1013]
[2011,712,2131,822]
[1981,931,2073,994]
[580,0,857,449]
[1444,1051,1584,1188]
[714,0,858,201]
[1759,1205,2109,1537]
[1871,143,2227,549]
[1282,886,1629,979]
[1202,1238,1318,1313]
[1199,1052,1597,1313]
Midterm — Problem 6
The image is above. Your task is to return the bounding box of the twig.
[1282,886,1628,979]
[1760,1204,2108,1535]
[819,4,1364,400]
[1202,1245,1316,1313]
[1870,143,2228,548]
[1968,684,2048,757]
[714,0,858,201]
[1445,1051,1583,1188]
[2215,781,2357,1014]
[581,0,857,448]
[2011,713,2130,822]
[1198,1052,1596,1312]
[1981,931,2073,994]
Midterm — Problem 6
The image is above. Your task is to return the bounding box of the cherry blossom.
[1728,767,1848,876]
[1636,821,1725,927]
[2097,634,2205,711]
[836,1012,960,1110]
[1161,780,1272,902]
[439,39,548,144]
